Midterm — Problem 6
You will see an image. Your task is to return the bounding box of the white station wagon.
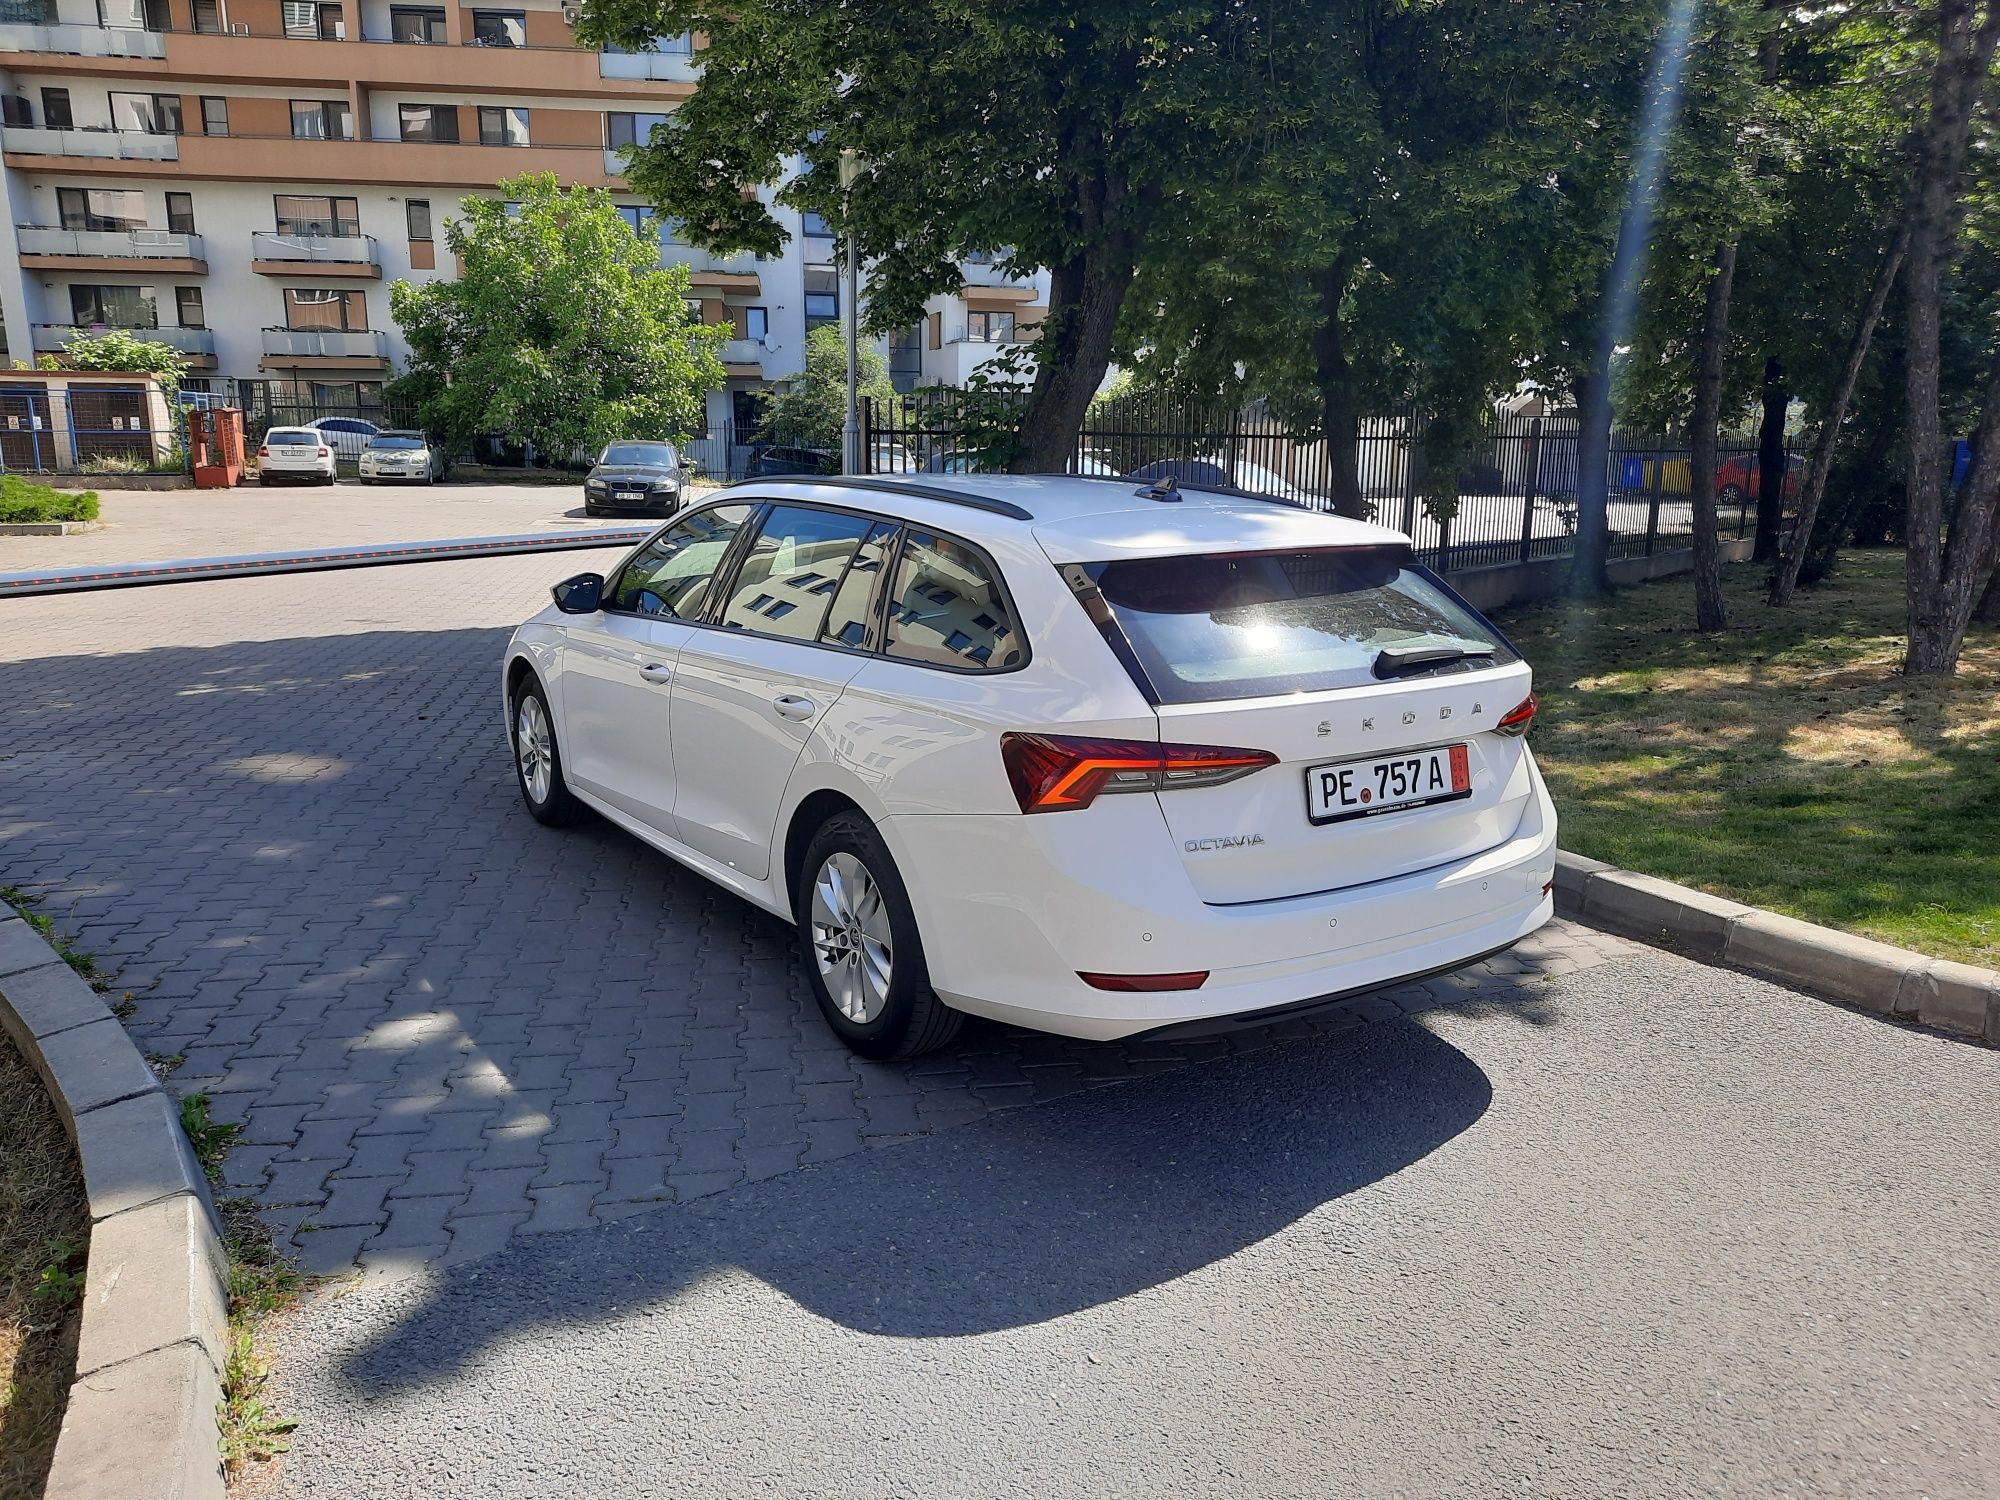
[503,474,1556,1057]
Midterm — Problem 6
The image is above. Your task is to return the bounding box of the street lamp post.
[839,149,861,477]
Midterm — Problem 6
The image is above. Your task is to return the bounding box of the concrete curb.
[0,908,227,1500]
[1554,852,2000,1045]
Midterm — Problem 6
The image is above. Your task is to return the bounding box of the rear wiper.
[1373,645,1493,679]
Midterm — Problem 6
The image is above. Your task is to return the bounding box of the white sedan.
[257,426,336,485]
[502,473,1555,1057]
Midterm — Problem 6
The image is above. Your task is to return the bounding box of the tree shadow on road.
[336,1015,1492,1393]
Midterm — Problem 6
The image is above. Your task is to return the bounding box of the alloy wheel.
[809,852,894,1023]
[516,695,553,804]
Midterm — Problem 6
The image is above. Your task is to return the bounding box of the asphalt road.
[265,952,1999,1500]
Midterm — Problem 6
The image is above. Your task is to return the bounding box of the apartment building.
[0,1,1046,433]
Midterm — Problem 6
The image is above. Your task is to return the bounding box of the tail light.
[1079,970,1209,992]
[1000,732,1276,813]
[1495,693,1537,737]
[317,447,331,459]
[257,446,269,457]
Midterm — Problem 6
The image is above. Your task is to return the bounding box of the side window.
[883,531,1023,670]
[818,522,898,650]
[717,505,880,644]
[605,503,753,618]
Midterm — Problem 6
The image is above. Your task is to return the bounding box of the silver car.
[359,430,446,485]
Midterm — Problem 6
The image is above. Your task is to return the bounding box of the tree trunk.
[1753,356,1787,562]
[1770,222,1907,606]
[1310,255,1368,519]
[1976,558,2000,623]
[1009,238,1134,473]
[1689,240,1737,632]
[1901,0,2000,676]
[1569,357,1613,596]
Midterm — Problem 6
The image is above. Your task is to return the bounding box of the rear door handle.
[772,693,817,721]
[637,662,674,684]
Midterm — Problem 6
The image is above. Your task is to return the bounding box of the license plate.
[1306,744,1471,825]
[283,448,312,457]
[616,489,644,500]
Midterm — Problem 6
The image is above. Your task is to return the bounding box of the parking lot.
[3,549,1995,1497]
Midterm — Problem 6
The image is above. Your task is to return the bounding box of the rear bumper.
[883,761,1557,1042]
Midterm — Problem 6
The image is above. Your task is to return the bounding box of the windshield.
[368,435,426,450]
[601,443,677,467]
[1082,546,1516,704]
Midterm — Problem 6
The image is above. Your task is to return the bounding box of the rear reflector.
[1078,970,1210,992]
[1495,693,1537,737]
[1000,732,1276,813]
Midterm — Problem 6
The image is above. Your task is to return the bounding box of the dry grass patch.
[0,1030,87,1500]
[1497,550,2000,966]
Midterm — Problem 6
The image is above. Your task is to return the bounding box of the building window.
[744,307,768,341]
[274,194,360,238]
[290,100,352,140]
[97,0,171,27]
[165,192,195,236]
[615,204,659,241]
[181,377,213,395]
[176,286,206,329]
[40,88,72,131]
[110,92,183,135]
[470,9,525,46]
[1,95,30,128]
[406,199,432,242]
[281,2,343,40]
[477,106,530,147]
[399,103,459,143]
[70,284,159,330]
[199,96,228,136]
[684,297,705,322]
[965,310,1016,344]
[191,0,223,32]
[57,188,146,233]
[285,288,368,332]
[389,5,446,42]
[605,112,668,150]
[803,265,838,327]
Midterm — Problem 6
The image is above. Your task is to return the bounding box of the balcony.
[251,231,382,278]
[0,126,178,162]
[16,225,206,273]
[33,324,217,368]
[720,338,767,369]
[0,22,166,59]
[262,328,388,359]
[664,244,760,289]
[599,48,696,82]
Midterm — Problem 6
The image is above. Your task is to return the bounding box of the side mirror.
[552,572,603,614]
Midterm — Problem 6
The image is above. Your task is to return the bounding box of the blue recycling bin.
[1619,456,1646,490]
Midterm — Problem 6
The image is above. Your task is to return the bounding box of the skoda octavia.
[502,474,1556,1058]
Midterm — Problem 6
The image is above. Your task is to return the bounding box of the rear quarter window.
[1080,546,1517,704]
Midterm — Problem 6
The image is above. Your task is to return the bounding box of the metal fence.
[862,394,1797,573]
[0,384,191,477]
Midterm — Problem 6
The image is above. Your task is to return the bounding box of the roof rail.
[726,473,1035,521]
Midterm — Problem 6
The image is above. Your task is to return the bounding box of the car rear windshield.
[266,429,317,445]
[369,434,425,449]
[602,443,676,466]
[1079,546,1517,704]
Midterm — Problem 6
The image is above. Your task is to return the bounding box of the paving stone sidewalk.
[0,556,1640,1277]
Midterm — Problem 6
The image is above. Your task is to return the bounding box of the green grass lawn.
[1495,549,2000,967]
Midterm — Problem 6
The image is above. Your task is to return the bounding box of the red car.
[1716,453,1802,504]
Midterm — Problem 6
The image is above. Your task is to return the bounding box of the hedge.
[0,474,100,524]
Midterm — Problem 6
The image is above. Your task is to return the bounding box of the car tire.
[510,675,588,828]
[794,812,963,1059]
[1719,483,1745,505]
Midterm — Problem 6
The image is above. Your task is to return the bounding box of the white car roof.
[735,473,1409,562]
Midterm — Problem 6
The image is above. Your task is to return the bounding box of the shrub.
[0,475,99,524]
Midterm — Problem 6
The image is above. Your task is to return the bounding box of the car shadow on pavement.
[335,1015,1492,1393]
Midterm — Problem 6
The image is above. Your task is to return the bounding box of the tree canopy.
[389,172,727,463]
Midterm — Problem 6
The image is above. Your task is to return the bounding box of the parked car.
[358,429,446,485]
[746,444,838,478]
[257,426,336,485]
[869,440,917,473]
[503,473,1555,1059]
[305,417,379,464]
[1715,452,1802,505]
[584,441,687,516]
[1130,456,1318,502]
